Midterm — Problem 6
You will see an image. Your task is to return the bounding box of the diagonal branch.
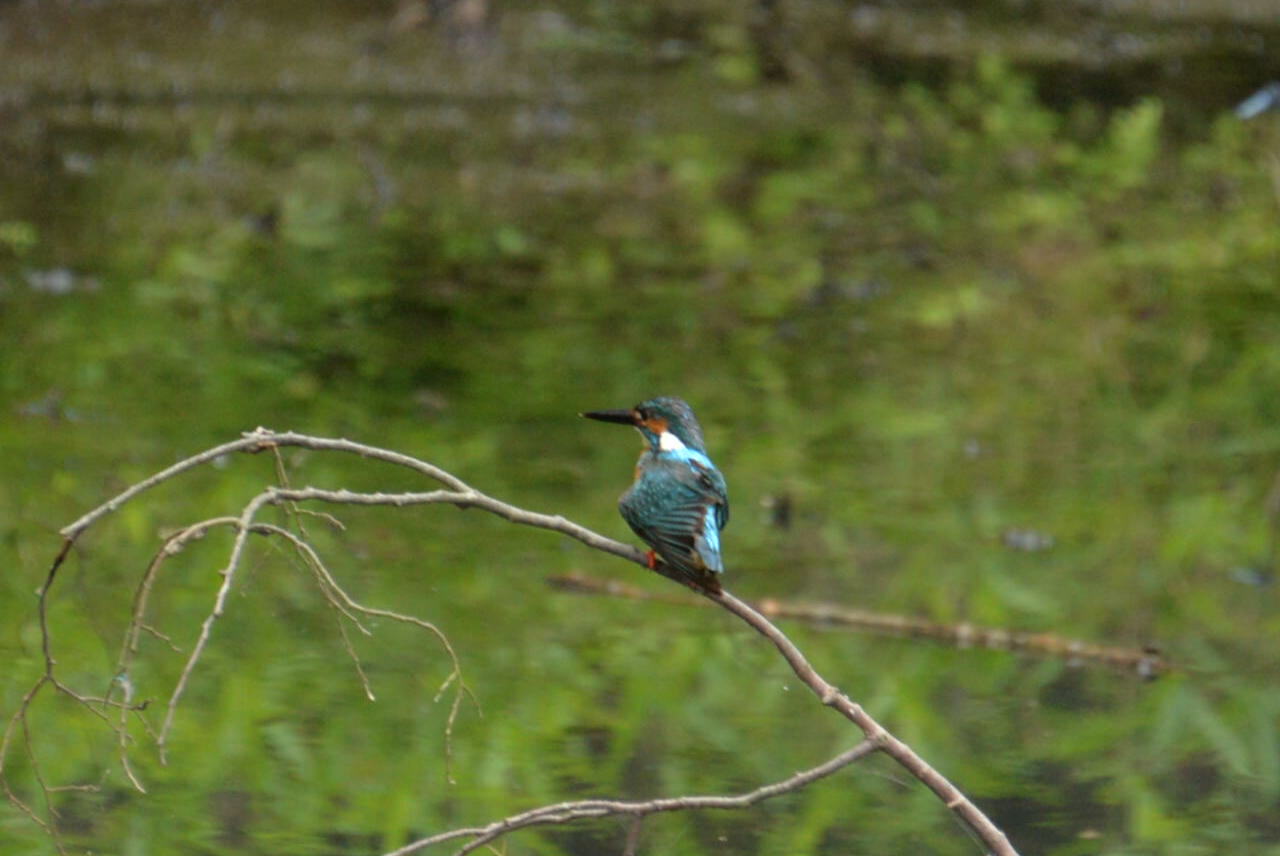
[712,591,1015,853]
[384,740,880,856]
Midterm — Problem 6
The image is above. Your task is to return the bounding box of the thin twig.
[254,522,477,769]
[547,572,1169,678]
[621,815,643,856]
[383,740,879,856]
[59,428,471,540]
[156,492,274,757]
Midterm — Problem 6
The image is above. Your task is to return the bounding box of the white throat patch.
[658,430,687,452]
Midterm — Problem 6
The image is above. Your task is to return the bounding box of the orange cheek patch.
[643,416,668,434]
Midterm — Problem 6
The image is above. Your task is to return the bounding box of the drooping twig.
[6,429,475,836]
[547,572,1169,678]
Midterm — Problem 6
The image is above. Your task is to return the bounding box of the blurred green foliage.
[2,3,1280,855]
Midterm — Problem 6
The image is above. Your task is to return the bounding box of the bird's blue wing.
[665,448,729,529]
[620,455,729,575]
[702,461,729,531]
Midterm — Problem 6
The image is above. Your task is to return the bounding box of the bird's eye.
[635,408,647,421]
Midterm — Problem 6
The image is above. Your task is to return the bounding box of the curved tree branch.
[11,429,1019,856]
[385,740,879,856]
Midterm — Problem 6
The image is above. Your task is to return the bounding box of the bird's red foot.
[645,550,658,570]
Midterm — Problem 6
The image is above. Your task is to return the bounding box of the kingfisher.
[582,397,729,594]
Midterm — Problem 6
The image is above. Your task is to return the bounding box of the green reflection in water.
[2,3,1280,855]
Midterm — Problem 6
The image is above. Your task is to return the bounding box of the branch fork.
[2,429,1018,856]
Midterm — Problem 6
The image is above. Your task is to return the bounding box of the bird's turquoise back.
[620,446,728,577]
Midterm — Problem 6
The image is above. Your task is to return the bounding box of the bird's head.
[581,396,707,454]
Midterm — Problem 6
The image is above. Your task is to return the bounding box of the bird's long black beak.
[581,408,637,426]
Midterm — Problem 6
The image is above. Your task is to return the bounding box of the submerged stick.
[547,572,1169,678]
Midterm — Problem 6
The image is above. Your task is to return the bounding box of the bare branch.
[264,485,643,567]
[59,428,473,540]
[11,431,1018,855]
[383,740,879,856]
[253,462,1014,852]
[710,591,1017,855]
[548,572,1169,678]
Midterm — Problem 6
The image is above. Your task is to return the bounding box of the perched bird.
[582,397,729,593]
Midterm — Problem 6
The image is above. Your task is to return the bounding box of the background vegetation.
[2,1,1279,853]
